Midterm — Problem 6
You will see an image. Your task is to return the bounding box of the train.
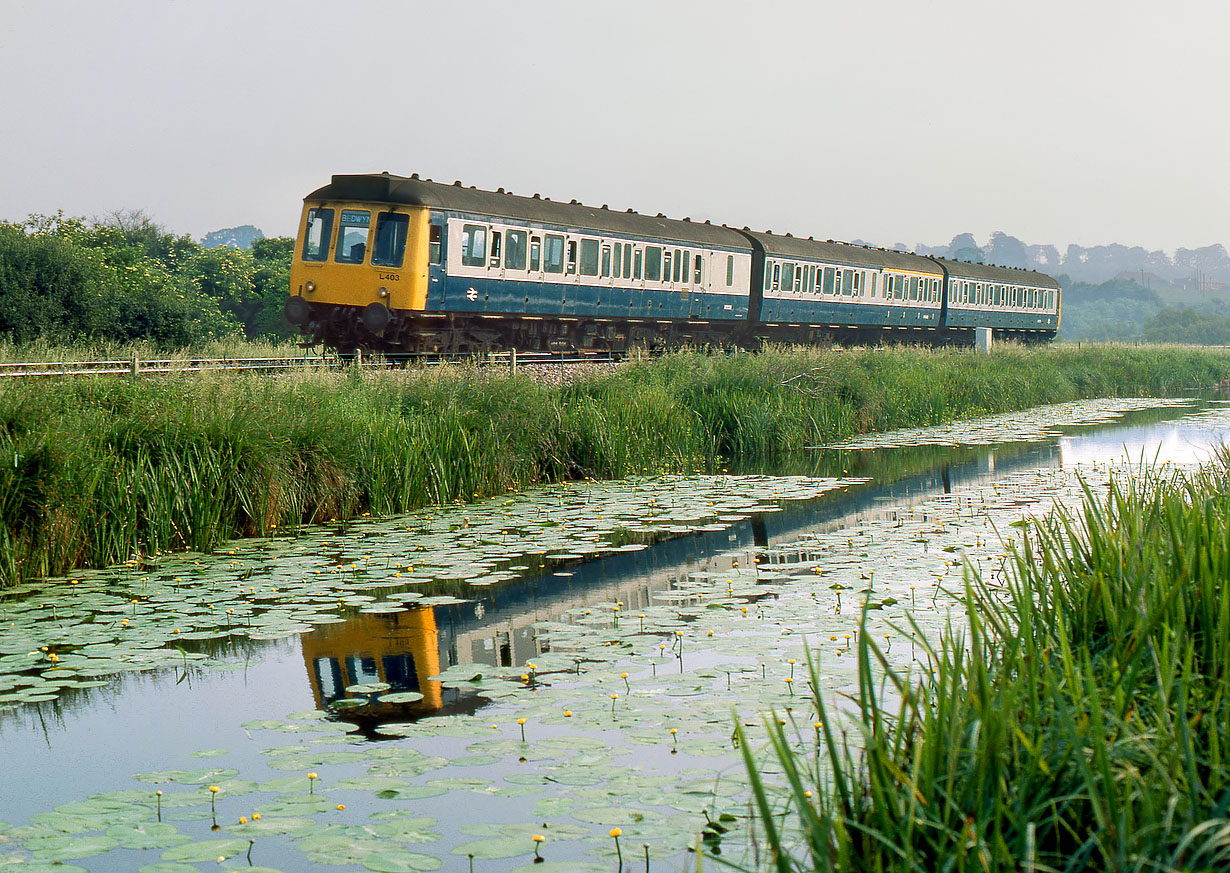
[283,172,1061,354]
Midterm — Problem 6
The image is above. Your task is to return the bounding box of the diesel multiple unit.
[284,173,1061,353]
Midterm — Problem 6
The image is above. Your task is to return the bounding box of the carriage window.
[429,224,442,264]
[460,223,487,267]
[601,245,612,278]
[726,254,734,286]
[781,262,794,293]
[823,266,835,295]
[623,244,633,279]
[529,235,541,271]
[771,262,781,291]
[302,208,334,261]
[842,270,854,296]
[613,243,622,278]
[633,248,643,280]
[544,234,564,273]
[566,240,578,275]
[672,249,682,283]
[579,239,599,276]
[505,229,527,270]
[644,246,662,281]
[794,264,803,292]
[335,209,371,264]
[663,250,673,283]
[372,212,409,267]
[681,251,691,284]
[694,254,703,285]
[853,272,862,296]
[489,230,502,268]
[764,262,773,292]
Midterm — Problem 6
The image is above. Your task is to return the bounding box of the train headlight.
[378,287,389,298]
[304,280,316,293]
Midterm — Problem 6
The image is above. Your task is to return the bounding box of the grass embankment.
[741,458,1230,871]
[2,343,1229,587]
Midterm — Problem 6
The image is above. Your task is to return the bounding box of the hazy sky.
[2,0,1227,253]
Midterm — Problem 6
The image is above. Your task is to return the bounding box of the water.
[2,398,1228,871]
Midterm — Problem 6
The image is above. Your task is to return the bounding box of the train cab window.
[429,224,442,264]
[489,231,502,268]
[372,212,409,267]
[506,230,527,270]
[302,208,334,261]
[335,209,371,264]
[461,224,487,267]
[726,254,734,287]
[530,235,542,271]
[612,243,621,278]
[624,244,633,279]
[644,246,662,281]
[566,240,578,275]
[695,254,703,286]
[633,248,643,280]
[600,244,611,279]
[579,239,599,276]
[781,263,794,294]
[544,234,564,273]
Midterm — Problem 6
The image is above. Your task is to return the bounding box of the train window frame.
[460,223,487,268]
[633,248,643,280]
[566,240,578,275]
[579,238,599,277]
[663,250,674,283]
[764,262,773,292]
[334,209,372,265]
[781,262,794,294]
[489,230,503,269]
[771,262,780,292]
[694,254,703,286]
[822,266,835,296]
[530,235,542,272]
[613,243,622,279]
[505,229,527,271]
[644,246,662,281]
[726,254,734,287]
[670,249,681,284]
[794,263,803,293]
[372,212,410,268]
[302,207,335,261]
[624,244,634,279]
[429,224,442,265]
[544,234,565,274]
[601,244,612,278]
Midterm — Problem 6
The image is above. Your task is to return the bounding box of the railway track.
[0,349,625,379]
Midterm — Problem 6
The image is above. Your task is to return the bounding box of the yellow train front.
[285,172,756,354]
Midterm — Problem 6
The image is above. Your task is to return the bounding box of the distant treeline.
[0,212,294,347]
[1058,276,1230,344]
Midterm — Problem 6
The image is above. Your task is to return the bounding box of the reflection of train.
[284,173,1062,354]
[297,441,1061,730]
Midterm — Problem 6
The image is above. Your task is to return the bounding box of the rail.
[0,349,625,379]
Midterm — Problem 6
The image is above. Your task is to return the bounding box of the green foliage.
[740,458,1230,871]
[0,212,295,347]
[1141,306,1230,345]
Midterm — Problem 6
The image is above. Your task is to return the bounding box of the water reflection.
[304,439,1062,732]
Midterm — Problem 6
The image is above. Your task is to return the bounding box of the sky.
[2,0,1227,253]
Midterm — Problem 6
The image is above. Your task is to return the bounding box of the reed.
[3,343,1230,587]
[737,452,1230,871]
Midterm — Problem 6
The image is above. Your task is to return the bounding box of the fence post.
[129,353,140,379]
[511,348,517,375]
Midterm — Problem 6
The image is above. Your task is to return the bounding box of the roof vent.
[453,180,462,186]
[683,216,691,222]
[570,199,579,205]
[410,172,420,179]
[601,204,608,210]
[626,208,634,213]
[785,232,792,238]
[533,193,540,199]
[827,239,834,243]
[496,187,505,193]
[656,213,665,218]
[704,220,711,225]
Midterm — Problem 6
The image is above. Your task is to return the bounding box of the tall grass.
[738,455,1230,871]
[3,343,1230,587]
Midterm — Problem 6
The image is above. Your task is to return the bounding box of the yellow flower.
[517,718,526,725]
[252,813,261,820]
[336,804,345,810]
[239,816,248,824]
[209,786,219,793]
[609,827,622,837]
[307,772,318,780]
[532,835,545,843]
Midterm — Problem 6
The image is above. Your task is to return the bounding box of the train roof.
[744,231,945,274]
[931,257,1062,289]
[307,173,753,250]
